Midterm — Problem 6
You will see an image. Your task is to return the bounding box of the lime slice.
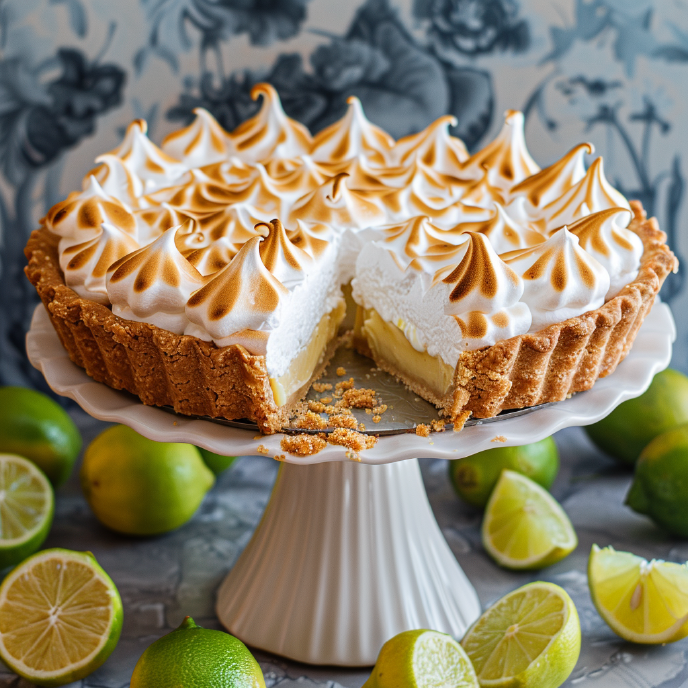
[589,544,688,644]
[363,629,479,688]
[461,581,581,688]
[0,548,123,686]
[0,453,54,569]
[482,469,577,569]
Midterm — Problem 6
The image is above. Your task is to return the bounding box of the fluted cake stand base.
[216,458,480,667]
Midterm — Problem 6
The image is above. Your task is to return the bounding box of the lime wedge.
[589,544,688,644]
[482,469,577,569]
[461,581,581,688]
[0,548,123,686]
[0,453,54,569]
[364,629,479,688]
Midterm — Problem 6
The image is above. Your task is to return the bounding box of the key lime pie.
[26,84,677,434]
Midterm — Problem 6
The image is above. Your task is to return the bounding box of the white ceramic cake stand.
[27,301,675,666]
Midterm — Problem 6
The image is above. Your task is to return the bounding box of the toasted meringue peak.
[200,157,260,187]
[255,219,314,285]
[457,203,545,254]
[288,173,388,228]
[185,235,289,352]
[107,119,188,196]
[508,143,593,209]
[503,227,610,330]
[529,157,632,231]
[86,153,143,209]
[392,115,468,175]
[195,203,272,245]
[310,96,395,166]
[375,216,469,274]
[184,236,237,276]
[107,223,206,334]
[134,204,193,245]
[288,220,335,259]
[461,110,540,190]
[44,176,136,242]
[59,223,139,304]
[562,207,642,298]
[162,108,231,167]
[229,83,312,163]
[438,232,524,317]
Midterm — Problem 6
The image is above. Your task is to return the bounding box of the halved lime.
[482,469,577,569]
[363,629,478,688]
[0,548,123,686]
[0,453,54,569]
[589,544,688,644]
[461,581,581,688]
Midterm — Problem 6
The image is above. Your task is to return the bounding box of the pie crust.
[24,201,677,434]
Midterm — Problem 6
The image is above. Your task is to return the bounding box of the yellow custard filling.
[355,306,455,398]
[269,299,346,406]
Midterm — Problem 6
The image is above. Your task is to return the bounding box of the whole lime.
[626,423,688,537]
[81,425,214,535]
[196,447,237,476]
[585,368,688,465]
[449,437,559,508]
[0,386,81,487]
[130,617,265,688]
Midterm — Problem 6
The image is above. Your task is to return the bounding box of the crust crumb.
[336,366,347,376]
[430,419,446,433]
[280,434,327,456]
[308,400,327,413]
[328,414,359,429]
[296,411,327,430]
[328,428,378,452]
[372,404,387,415]
[312,382,332,393]
[256,444,270,456]
[492,435,507,443]
[274,454,286,461]
[320,396,332,404]
[415,424,431,437]
[372,414,381,423]
[452,410,472,432]
[334,377,355,394]
[341,387,376,408]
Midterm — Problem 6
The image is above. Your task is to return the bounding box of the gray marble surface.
[2,409,688,688]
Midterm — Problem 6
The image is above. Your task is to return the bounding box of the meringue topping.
[185,235,289,352]
[288,173,388,228]
[456,203,545,254]
[44,176,136,242]
[391,115,468,175]
[106,119,187,196]
[527,157,632,232]
[87,153,143,209]
[229,83,312,163]
[508,143,592,209]
[134,204,193,245]
[256,218,314,285]
[503,227,610,330]
[562,207,642,298]
[438,232,525,317]
[184,236,237,276]
[310,96,395,166]
[162,108,232,167]
[60,223,139,304]
[461,110,540,189]
[107,223,206,334]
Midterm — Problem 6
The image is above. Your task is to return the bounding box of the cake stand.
[26,301,675,666]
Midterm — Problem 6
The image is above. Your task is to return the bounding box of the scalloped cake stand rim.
[27,301,675,464]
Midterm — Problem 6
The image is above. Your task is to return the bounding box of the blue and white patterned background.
[1,0,686,391]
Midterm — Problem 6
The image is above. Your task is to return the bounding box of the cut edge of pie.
[24,200,677,435]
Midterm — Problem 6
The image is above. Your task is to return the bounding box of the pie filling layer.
[355,307,455,399]
[270,299,346,407]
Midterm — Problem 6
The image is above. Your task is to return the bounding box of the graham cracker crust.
[355,201,677,424]
[25,201,676,433]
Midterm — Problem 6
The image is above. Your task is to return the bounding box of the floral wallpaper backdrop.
[1,0,686,391]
